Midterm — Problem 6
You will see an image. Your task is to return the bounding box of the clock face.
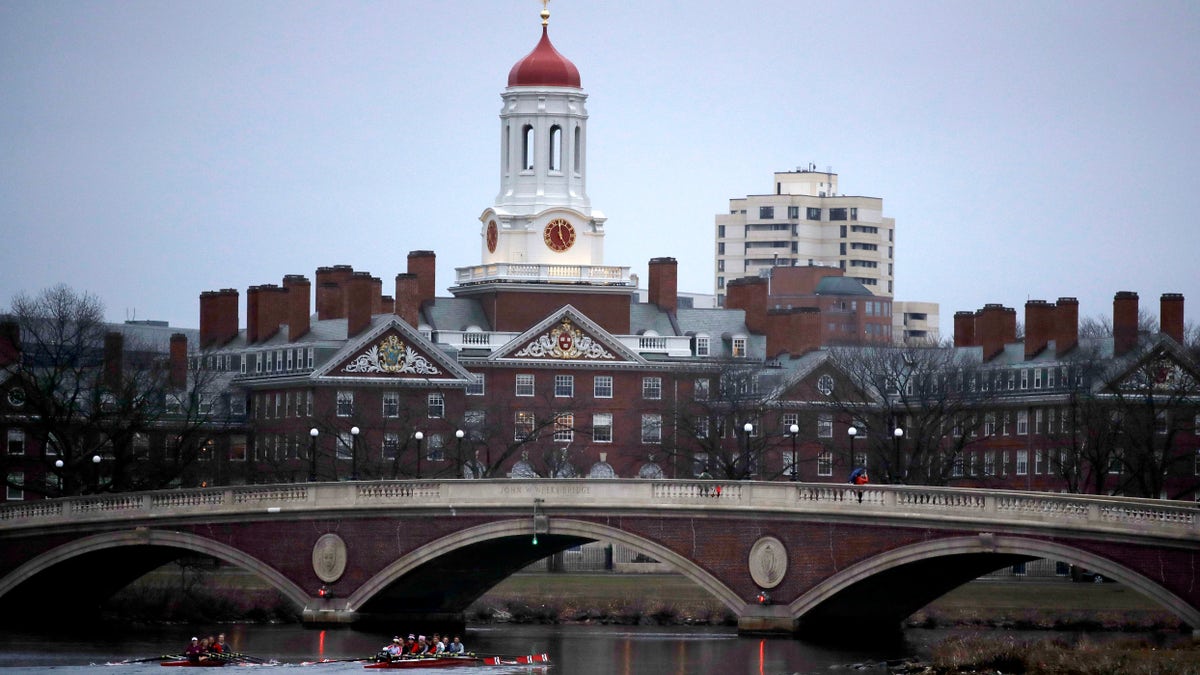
[486,220,498,253]
[6,387,25,408]
[543,218,576,252]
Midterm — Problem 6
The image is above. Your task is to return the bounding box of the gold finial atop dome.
[541,0,550,26]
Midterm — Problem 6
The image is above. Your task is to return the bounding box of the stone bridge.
[1,480,1198,636]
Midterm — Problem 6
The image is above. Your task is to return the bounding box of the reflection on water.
[0,621,1155,674]
[0,622,917,674]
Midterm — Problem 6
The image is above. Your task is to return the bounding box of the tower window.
[549,125,563,172]
[573,126,581,173]
[522,125,535,170]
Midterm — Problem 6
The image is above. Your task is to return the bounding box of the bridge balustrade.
[2,481,1197,543]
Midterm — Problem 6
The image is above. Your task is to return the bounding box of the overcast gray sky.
[3,1,1198,339]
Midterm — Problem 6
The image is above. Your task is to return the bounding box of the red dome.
[507,26,581,88]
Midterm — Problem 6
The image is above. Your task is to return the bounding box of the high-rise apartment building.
[714,166,894,307]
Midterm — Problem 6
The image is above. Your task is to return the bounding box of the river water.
[0,622,948,674]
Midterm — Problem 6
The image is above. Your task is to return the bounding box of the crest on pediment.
[514,317,615,361]
[490,305,646,364]
[313,318,476,383]
[343,334,440,375]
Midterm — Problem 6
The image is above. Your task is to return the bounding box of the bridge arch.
[348,518,745,617]
[789,534,1200,631]
[0,529,311,617]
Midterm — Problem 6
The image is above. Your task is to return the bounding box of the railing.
[2,481,1197,542]
[454,263,634,286]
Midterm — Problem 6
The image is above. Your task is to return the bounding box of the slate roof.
[423,298,492,332]
[814,276,874,296]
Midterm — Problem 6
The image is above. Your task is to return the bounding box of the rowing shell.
[364,653,550,669]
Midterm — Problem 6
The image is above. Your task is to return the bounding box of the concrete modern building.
[714,166,895,307]
[893,301,941,345]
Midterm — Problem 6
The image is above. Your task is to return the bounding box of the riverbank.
[466,573,1186,632]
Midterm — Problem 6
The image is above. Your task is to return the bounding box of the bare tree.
[825,345,999,485]
[2,285,224,497]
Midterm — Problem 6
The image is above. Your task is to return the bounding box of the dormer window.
[695,334,710,357]
[732,336,747,358]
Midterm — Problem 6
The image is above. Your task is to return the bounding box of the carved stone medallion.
[747,536,786,589]
[312,533,347,583]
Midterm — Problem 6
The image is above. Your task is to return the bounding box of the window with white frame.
[952,455,964,477]
[695,335,710,357]
[229,435,246,462]
[6,472,23,500]
[464,409,486,441]
[306,391,314,417]
[1035,408,1044,434]
[1020,369,1029,389]
[693,453,709,477]
[554,375,574,398]
[467,374,485,396]
[1016,450,1028,475]
[383,391,400,418]
[515,374,535,397]
[337,432,353,460]
[984,413,996,436]
[6,429,25,455]
[695,378,710,401]
[428,392,445,418]
[554,413,574,442]
[383,433,400,460]
[1033,369,1042,389]
[592,413,613,443]
[695,416,710,438]
[781,412,799,433]
[732,337,747,358]
[817,452,833,476]
[307,348,314,369]
[817,414,833,438]
[1034,449,1043,474]
[594,375,613,398]
[641,414,662,444]
[336,391,354,417]
[1108,450,1123,474]
[984,451,995,476]
[1016,410,1029,435]
[642,377,662,400]
[515,411,535,441]
[426,434,444,461]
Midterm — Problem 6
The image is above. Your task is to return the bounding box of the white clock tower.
[455,4,630,288]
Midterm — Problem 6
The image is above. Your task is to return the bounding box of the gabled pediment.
[489,305,646,364]
[313,318,476,383]
[1104,338,1200,395]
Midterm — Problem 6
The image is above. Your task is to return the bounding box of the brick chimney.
[724,276,768,334]
[1024,300,1054,360]
[380,295,395,315]
[315,265,354,320]
[766,307,821,357]
[0,320,19,367]
[1160,293,1184,344]
[370,276,384,315]
[647,257,679,314]
[103,331,123,389]
[394,273,420,327]
[169,333,188,389]
[346,272,375,338]
[283,275,311,342]
[978,304,1016,362]
[1054,297,1079,356]
[1113,291,1139,356]
[253,284,289,343]
[953,311,978,348]
[408,251,436,310]
[199,289,239,348]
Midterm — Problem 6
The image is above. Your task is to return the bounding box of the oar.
[115,654,183,664]
[220,650,267,664]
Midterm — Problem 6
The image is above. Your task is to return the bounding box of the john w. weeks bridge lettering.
[1,480,1197,636]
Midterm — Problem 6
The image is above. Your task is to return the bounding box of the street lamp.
[742,422,754,479]
[91,453,101,492]
[350,426,360,481]
[892,426,904,483]
[788,423,800,481]
[455,429,465,478]
[414,431,424,479]
[308,427,319,482]
[848,425,858,467]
